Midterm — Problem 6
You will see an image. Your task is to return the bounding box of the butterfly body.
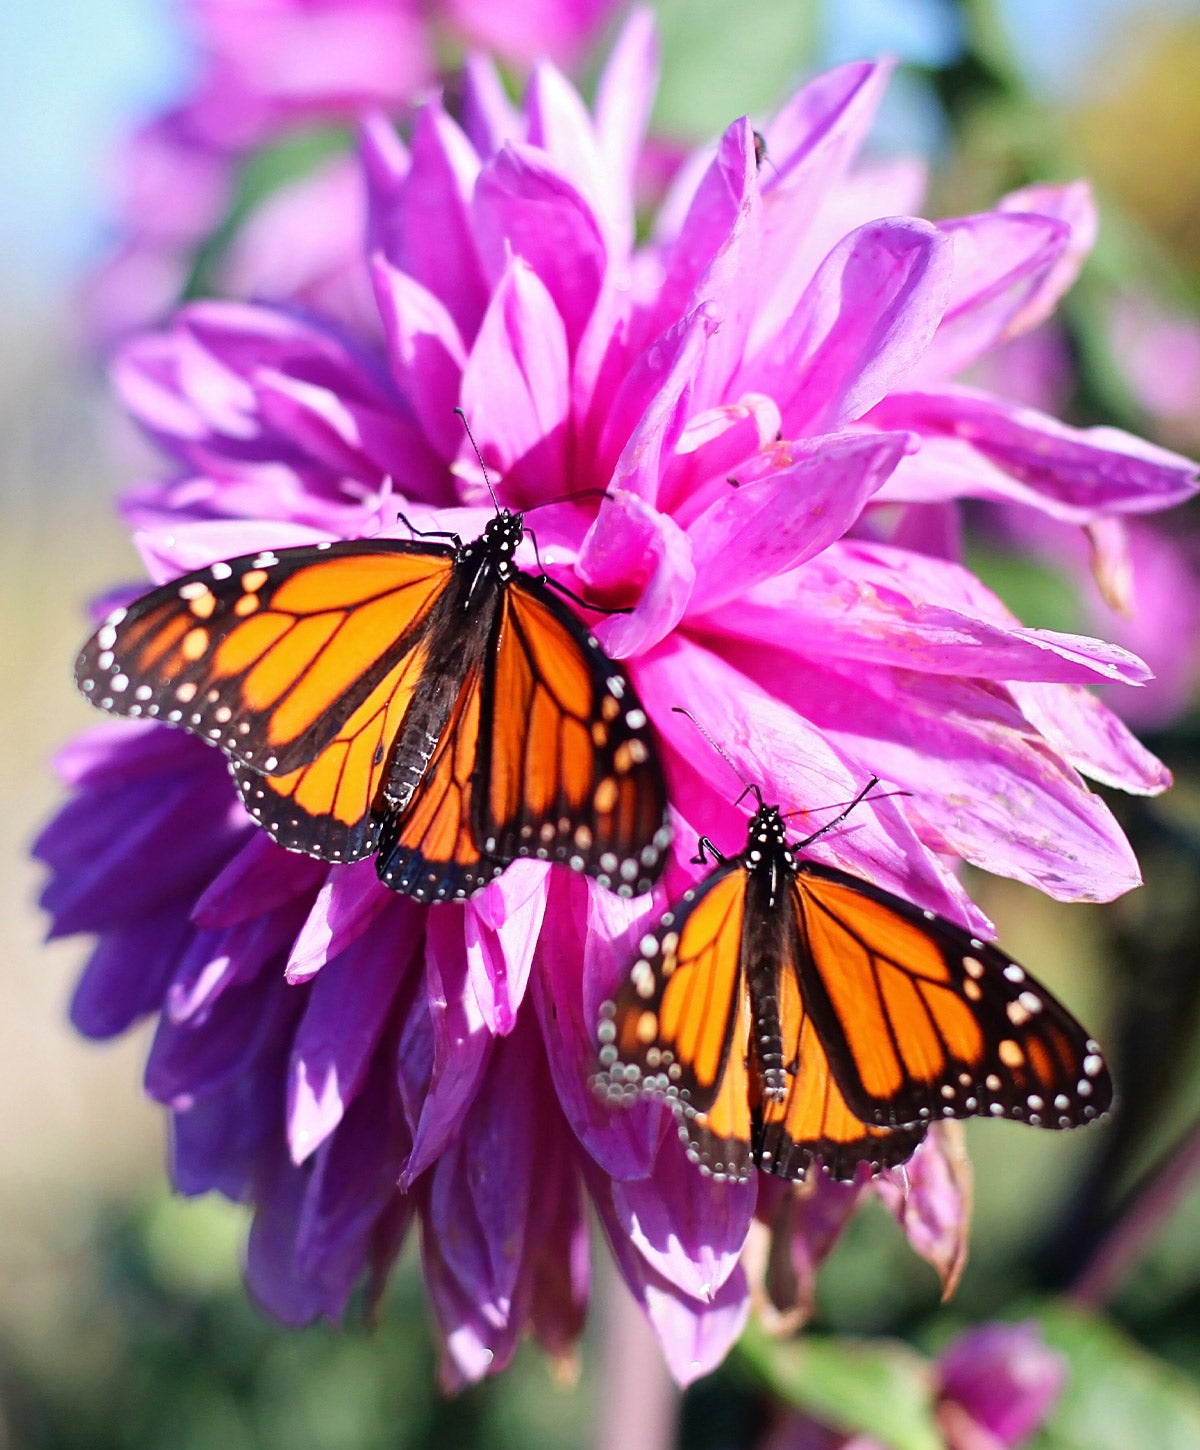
[597,798,1112,1184]
[77,510,671,902]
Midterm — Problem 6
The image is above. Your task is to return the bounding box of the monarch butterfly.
[75,509,671,902]
[595,779,1112,1183]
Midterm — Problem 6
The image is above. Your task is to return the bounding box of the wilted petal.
[874,1124,972,1300]
[753,1175,866,1332]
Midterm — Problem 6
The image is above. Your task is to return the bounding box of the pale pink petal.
[744,219,953,435]
[463,861,551,1034]
[684,432,913,611]
[1011,681,1171,795]
[999,180,1098,334]
[593,8,660,249]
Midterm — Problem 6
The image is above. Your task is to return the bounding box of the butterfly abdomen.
[743,840,798,1103]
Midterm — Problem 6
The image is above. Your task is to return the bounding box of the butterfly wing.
[791,863,1113,1132]
[76,541,454,776]
[596,864,757,1181]
[478,578,670,898]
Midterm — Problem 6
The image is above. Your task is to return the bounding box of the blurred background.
[4,0,1200,1445]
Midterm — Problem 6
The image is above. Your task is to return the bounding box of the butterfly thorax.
[741,804,799,1104]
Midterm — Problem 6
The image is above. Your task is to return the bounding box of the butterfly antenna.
[793,776,892,851]
[454,406,501,514]
[670,707,763,809]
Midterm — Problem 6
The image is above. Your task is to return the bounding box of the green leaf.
[735,1320,944,1450]
[1030,1305,1200,1450]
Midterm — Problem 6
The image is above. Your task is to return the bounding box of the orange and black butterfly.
[75,510,671,903]
[595,779,1112,1183]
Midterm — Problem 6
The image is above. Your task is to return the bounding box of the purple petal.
[460,259,570,509]
[245,1147,327,1327]
[999,180,1098,333]
[593,9,659,248]
[167,903,310,1025]
[873,388,1199,521]
[285,859,394,984]
[684,433,913,612]
[70,907,198,1039]
[463,861,550,1034]
[611,1134,756,1301]
[371,259,467,461]
[744,218,952,435]
[287,899,425,1162]
[193,832,328,929]
[473,144,606,356]
[580,491,695,658]
[399,908,494,1186]
[460,53,523,159]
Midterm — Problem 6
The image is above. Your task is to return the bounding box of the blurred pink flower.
[84,0,623,346]
[43,20,1197,1384]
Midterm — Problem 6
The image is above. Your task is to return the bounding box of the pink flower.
[43,21,1197,1385]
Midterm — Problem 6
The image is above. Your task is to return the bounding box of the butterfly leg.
[691,837,727,867]
[524,527,632,617]
[395,512,463,549]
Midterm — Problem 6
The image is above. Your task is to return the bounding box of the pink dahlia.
[84,0,623,346]
[43,18,1197,1385]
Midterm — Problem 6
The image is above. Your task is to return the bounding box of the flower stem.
[594,1257,679,1450]
[1068,1113,1200,1310]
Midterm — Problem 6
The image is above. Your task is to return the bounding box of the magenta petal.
[915,209,1072,383]
[372,258,467,461]
[287,900,424,1162]
[593,8,659,247]
[873,388,1199,521]
[747,218,952,435]
[460,259,570,508]
[193,832,327,929]
[464,861,550,1034]
[460,53,523,159]
[385,101,487,341]
[684,432,912,612]
[579,491,695,658]
[999,180,1098,334]
[594,306,719,499]
[938,1322,1066,1445]
[473,144,606,355]
[285,859,393,983]
[526,62,608,235]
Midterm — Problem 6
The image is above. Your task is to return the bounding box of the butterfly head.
[745,801,798,873]
[464,509,526,581]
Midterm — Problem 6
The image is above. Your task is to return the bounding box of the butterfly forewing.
[791,863,1113,1132]
[480,581,670,898]
[76,541,453,775]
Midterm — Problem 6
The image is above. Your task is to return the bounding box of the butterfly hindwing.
[478,580,670,897]
[76,541,454,775]
[791,863,1113,1132]
[596,864,757,1181]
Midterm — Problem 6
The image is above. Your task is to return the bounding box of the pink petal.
[581,491,695,657]
[874,1124,971,1300]
[684,432,913,612]
[706,540,1153,685]
[459,259,570,509]
[463,860,551,1033]
[637,637,993,931]
[593,8,660,249]
[662,394,782,520]
[1010,681,1171,795]
[371,258,468,461]
[873,388,1199,521]
[744,218,953,435]
[999,180,1098,334]
[914,210,1072,383]
[473,144,607,355]
[284,859,393,983]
